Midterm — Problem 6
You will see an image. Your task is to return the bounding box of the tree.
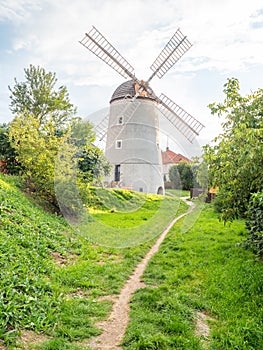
[169,162,193,190]
[8,65,110,209]
[55,121,111,218]
[9,65,76,128]
[203,78,263,221]
[77,146,111,184]
[70,119,111,185]
[9,113,65,203]
[8,65,77,204]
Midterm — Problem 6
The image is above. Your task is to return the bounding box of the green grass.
[83,187,147,212]
[165,189,190,198]
[0,173,187,349]
[35,339,86,350]
[3,173,261,349]
[79,192,185,247]
[122,205,263,349]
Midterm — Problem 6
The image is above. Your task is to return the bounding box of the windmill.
[79,26,204,194]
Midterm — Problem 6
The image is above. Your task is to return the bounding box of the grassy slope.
[0,175,69,345]
[0,174,187,349]
[122,205,263,349]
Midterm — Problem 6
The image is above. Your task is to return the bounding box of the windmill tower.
[80,27,204,194]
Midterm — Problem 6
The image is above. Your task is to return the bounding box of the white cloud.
[6,0,263,78]
[0,0,41,22]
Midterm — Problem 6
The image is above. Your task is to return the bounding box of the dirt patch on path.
[89,200,194,349]
[195,311,216,349]
[0,342,7,350]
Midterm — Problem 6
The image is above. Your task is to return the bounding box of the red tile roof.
[161,147,191,165]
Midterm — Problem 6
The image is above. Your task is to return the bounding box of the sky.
[1,0,263,157]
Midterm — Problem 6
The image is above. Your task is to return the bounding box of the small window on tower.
[118,116,123,124]
[116,140,122,149]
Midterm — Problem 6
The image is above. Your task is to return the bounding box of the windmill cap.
[110,80,156,103]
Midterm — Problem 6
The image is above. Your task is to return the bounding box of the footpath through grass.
[122,204,263,349]
[0,174,187,349]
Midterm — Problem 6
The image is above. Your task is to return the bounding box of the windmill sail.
[148,28,192,83]
[80,26,135,80]
[158,93,204,143]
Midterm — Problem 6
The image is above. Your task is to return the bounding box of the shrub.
[245,192,263,257]
[0,124,21,175]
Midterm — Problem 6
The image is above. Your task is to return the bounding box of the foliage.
[77,145,111,184]
[192,157,209,189]
[8,66,110,208]
[203,78,263,221]
[70,119,111,184]
[9,113,68,204]
[169,162,193,190]
[0,123,21,174]
[8,65,77,205]
[9,64,76,128]
[55,120,111,217]
[122,205,263,349]
[244,191,263,256]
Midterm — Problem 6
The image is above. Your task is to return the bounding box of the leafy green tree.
[8,65,77,204]
[169,162,193,190]
[9,113,110,208]
[70,119,111,184]
[9,113,66,203]
[9,65,111,209]
[9,65,76,128]
[203,78,263,221]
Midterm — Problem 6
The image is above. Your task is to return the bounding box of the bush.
[245,192,263,257]
[169,163,193,190]
[0,124,21,175]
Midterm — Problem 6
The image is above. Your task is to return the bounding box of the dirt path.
[88,199,194,349]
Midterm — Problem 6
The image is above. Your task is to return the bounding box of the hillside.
[0,174,187,349]
[0,174,72,346]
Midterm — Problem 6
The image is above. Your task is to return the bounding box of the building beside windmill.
[104,80,164,195]
[162,147,191,181]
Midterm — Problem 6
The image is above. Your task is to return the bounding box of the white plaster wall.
[105,98,164,194]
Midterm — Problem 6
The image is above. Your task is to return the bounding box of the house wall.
[163,163,173,181]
